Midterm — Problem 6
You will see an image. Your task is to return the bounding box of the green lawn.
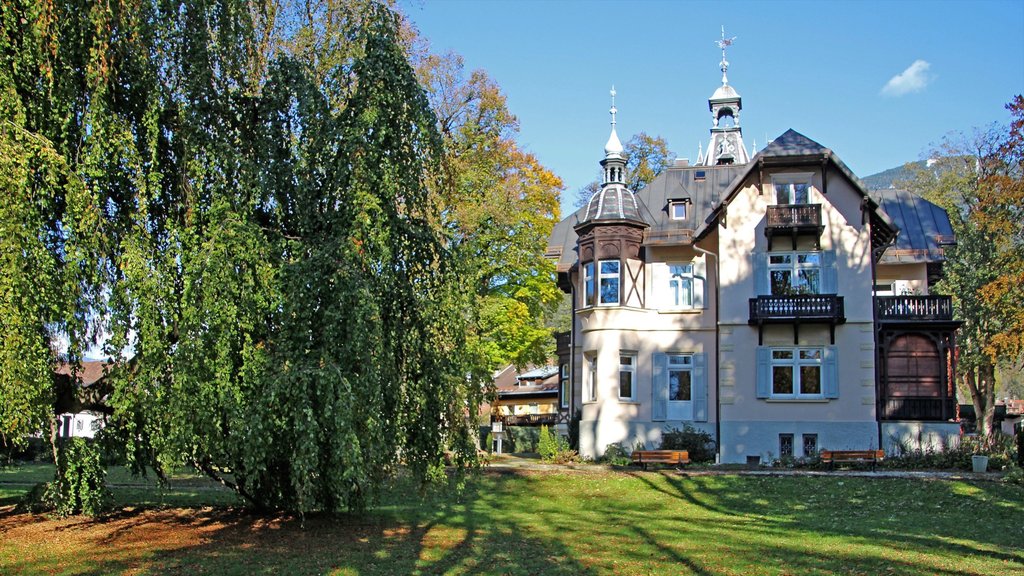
[1,466,1021,575]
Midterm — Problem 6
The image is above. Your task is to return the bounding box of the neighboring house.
[490,364,567,427]
[545,42,960,463]
[54,360,110,439]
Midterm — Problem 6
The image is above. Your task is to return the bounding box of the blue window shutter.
[693,353,708,422]
[822,250,838,294]
[652,353,667,421]
[824,345,839,398]
[753,252,769,295]
[756,347,771,398]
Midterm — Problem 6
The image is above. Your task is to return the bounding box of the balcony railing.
[875,295,954,322]
[749,294,845,344]
[496,413,560,427]
[765,204,824,250]
[880,397,956,421]
[749,294,845,323]
[766,203,822,228]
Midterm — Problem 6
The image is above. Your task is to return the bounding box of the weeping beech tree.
[4,0,482,513]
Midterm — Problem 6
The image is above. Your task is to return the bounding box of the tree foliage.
[418,52,563,370]
[904,96,1024,435]
[2,0,489,514]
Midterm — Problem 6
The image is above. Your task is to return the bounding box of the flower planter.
[971,455,989,473]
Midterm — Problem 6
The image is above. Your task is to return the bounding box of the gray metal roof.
[579,184,646,226]
[871,189,955,263]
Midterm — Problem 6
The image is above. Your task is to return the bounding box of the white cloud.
[881,60,934,96]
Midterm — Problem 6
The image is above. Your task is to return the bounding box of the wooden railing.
[766,203,822,228]
[496,413,560,427]
[880,397,955,421]
[749,294,845,323]
[875,295,954,322]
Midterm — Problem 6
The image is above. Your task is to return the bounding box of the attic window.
[668,198,691,220]
[694,171,706,181]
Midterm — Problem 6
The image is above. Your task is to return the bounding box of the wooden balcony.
[765,204,824,250]
[496,413,561,427]
[880,397,956,421]
[875,295,955,323]
[749,294,845,344]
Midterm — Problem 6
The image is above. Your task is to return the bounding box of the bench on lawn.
[819,449,884,471]
[631,450,690,470]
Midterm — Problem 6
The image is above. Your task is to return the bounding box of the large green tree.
[905,96,1024,435]
[2,0,483,513]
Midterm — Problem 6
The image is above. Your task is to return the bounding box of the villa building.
[544,37,960,463]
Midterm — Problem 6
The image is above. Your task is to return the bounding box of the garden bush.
[22,438,111,517]
[601,443,631,466]
[659,424,716,463]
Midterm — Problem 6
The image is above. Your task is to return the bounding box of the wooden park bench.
[819,449,884,471]
[631,450,690,470]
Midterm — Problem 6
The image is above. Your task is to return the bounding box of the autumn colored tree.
[418,52,563,371]
[576,131,675,207]
[905,96,1024,435]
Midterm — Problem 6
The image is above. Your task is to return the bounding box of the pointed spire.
[604,85,624,158]
[715,26,736,87]
[697,141,705,165]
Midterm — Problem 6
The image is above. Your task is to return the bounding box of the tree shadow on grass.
[1,471,596,576]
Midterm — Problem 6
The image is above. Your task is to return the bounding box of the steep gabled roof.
[694,129,898,253]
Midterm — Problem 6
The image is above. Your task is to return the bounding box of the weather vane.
[715,26,737,84]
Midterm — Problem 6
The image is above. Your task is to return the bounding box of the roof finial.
[715,26,736,86]
[604,85,624,157]
[610,85,618,127]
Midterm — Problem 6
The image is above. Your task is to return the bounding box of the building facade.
[546,43,960,463]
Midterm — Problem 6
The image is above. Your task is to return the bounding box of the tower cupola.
[699,27,750,166]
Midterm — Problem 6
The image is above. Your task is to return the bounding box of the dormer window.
[668,198,691,220]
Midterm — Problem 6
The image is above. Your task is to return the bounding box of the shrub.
[506,426,540,453]
[485,432,495,453]
[601,443,631,466]
[538,426,557,460]
[659,425,716,463]
[885,433,1018,471]
[1017,429,1024,467]
[568,409,581,451]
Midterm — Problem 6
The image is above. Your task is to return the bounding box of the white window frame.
[769,346,824,399]
[598,259,620,305]
[772,173,813,205]
[768,252,822,295]
[667,263,695,308]
[669,199,689,220]
[667,354,693,403]
[618,353,637,401]
[585,354,597,402]
[583,261,596,306]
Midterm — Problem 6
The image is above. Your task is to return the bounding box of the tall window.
[560,364,570,409]
[583,262,595,306]
[668,264,695,308]
[668,355,693,402]
[585,355,597,402]
[773,175,812,204]
[598,260,620,305]
[769,252,821,295]
[771,347,823,397]
[619,354,636,400]
[803,434,818,456]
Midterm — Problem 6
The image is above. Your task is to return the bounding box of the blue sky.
[401,0,1024,214]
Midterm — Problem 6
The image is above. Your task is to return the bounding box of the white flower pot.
[972,455,989,473]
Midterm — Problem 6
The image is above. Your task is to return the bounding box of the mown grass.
[1,465,1021,575]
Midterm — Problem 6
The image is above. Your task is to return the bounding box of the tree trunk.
[965,363,997,436]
